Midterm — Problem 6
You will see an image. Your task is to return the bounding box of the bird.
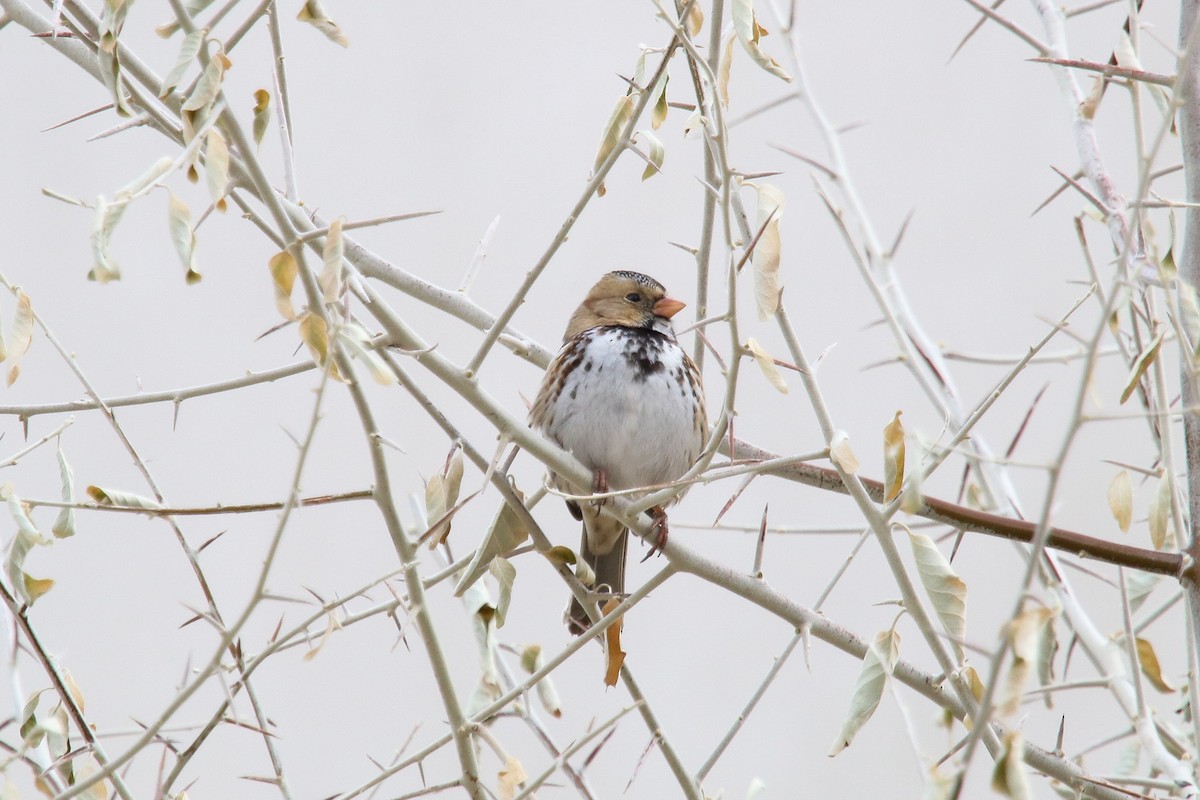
[530,270,707,634]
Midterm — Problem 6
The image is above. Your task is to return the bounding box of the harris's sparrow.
[530,271,707,633]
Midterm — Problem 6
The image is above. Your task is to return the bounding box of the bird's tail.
[567,525,627,635]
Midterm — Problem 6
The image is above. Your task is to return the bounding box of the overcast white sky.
[0,1,1189,798]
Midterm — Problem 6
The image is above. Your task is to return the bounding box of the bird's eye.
[625,292,642,303]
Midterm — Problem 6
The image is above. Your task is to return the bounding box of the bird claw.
[640,506,669,562]
[590,469,610,507]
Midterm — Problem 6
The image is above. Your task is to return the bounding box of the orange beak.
[652,296,686,319]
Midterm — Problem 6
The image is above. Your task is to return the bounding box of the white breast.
[542,327,700,491]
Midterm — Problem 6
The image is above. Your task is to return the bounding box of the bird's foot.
[640,506,669,562]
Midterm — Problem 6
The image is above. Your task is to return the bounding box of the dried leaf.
[908,533,966,660]
[1000,606,1054,716]
[302,610,342,661]
[252,89,271,149]
[686,4,703,37]
[62,669,85,712]
[497,756,527,800]
[636,129,664,181]
[297,0,349,47]
[718,34,735,107]
[964,665,984,701]
[160,29,203,97]
[337,323,396,385]
[4,485,47,605]
[1035,610,1058,707]
[167,192,202,284]
[749,182,784,319]
[204,129,230,212]
[592,94,635,197]
[489,557,516,627]
[883,411,905,502]
[1135,637,1174,692]
[991,732,1031,800]
[731,0,792,82]
[97,47,133,117]
[648,72,669,130]
[603,597,625,687]
[181,49,231,113]
[89,199,126,282]
[828,430,859,474]
[51,442,76,539]
[520,645,562,717]
[1119,327,1164,404]
[746,337,787,393]
[460,580,502,718]
[298,312,331,366]
[1107,469,1132,533]
[268,250,298,320]
[1148,472,1172,550]
[828,629,899,755]
[319,217,345,304]
[23,575,54,604]
[542,545,577,568]
[86,485,164,510]
[9,292,34,362]
[454,490,530,596]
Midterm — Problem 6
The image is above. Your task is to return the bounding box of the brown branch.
[726,438,1182,578]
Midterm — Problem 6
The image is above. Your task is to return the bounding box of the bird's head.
[564,270,685,340]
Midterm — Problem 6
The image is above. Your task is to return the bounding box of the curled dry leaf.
[86,485,164,510]
[488,557,516,628]
[746,337,787,393]
[718,34,735,108]
[204,129,230,213]
[181,48,231,113]
[648,72,669,130]
[991,732,1031,800]
[828,430,859,475]
[749,182,785,319]
[883,411,905,502]
[297,0,349,47]
[167,192,202,284]
[731,0,792,82]
[337,323,396,385]
[454,488,530,596]
[319,217,345,305]
[999,606,1055,716]
[908,533,966,660]
[1148,472,1172,550]
[1135,637,1175,693]
[1107,469,1132,533]
[497,756,528,800]
[52,441,76,539]
[298,311,331,366]
[160,29,203,97]
[268,250,299,320]
[252,89,271,149]
[602,597,625,687]
[1119,326,1163,404]
[6,291,34,387]
[636,129,665,181]
[828,628,899,755]
[593,94,635,197]
[520,645,562,717]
